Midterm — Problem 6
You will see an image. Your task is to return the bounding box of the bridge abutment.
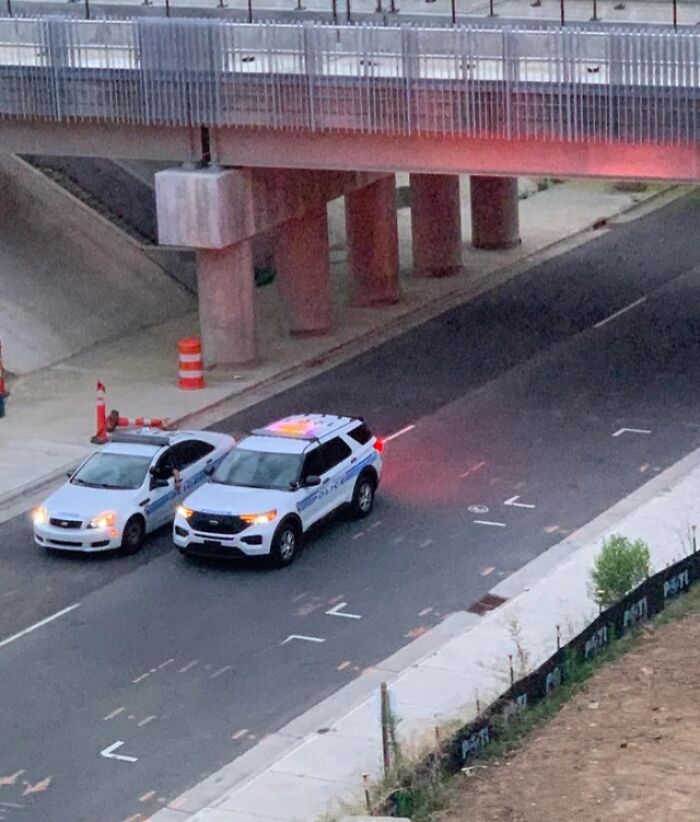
[410,173,463,278]
[470,175,521,250]
[345,176,400,307]
[274,207,332,336]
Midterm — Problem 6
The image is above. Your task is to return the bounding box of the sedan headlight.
[176,505,193,520]
[87,511,117,530]
[32,505,48,526]
[240,510,277,526]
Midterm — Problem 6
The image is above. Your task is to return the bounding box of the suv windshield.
[213,448,301,491]
[72,453,152,490]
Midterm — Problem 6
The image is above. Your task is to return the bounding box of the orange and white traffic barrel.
[178,337,205,390]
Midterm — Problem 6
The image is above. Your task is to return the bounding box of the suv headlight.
[176,505,193,520]
[32,505,48,526]
[240,510,277,525]
[87,511,117,530]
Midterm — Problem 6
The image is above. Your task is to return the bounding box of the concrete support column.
[410,173,462,278]
[196,242,256,366]
[274,207,332,335]
[470,175,521,250]
[345,176,400,306]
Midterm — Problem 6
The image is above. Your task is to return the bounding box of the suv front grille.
[49,518,82,529]
[189,512,247,536]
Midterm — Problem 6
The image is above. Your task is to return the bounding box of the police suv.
[33,429,235,554]
[174,414,384,566]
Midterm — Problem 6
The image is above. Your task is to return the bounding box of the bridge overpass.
[1,16,698,366]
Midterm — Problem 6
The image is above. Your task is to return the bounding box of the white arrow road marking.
[100,741,138,763]
[612,428,652,438]
[473,520,506,528]
[281,634,326,645]
[504,495,536,509]
[325,602,362,619]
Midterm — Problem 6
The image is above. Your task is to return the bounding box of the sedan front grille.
[189,512,247,536]
[49,518,82,529]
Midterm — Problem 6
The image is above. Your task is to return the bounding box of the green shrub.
[589,534,651,609]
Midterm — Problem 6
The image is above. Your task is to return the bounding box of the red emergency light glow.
[373,438,384,453]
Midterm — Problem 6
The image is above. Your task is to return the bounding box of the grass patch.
[380,583,700,821]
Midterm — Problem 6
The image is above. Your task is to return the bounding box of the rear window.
[348,423,372,445]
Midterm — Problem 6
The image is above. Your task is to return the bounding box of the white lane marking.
[612,427,652,438]
[419,538,434,548]
[460,460,487,479]
[481,566,495,576]
[100,741,138,763]
[232,728,249,740]
[211,665,233,679]
[137,716,157,727]
[384,424,415,443]
[473,520,507,528]
[178,660,198,673]
[504,495,536,509]
[157,658,174,670]
[468,504,489,514]
[325,602,362,620]
[593,296,647,329]
[104,707,125,721]
[132,673,149,684]
[0,603,80,650]
[281,634,326,645]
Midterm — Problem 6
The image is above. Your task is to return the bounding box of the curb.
[0,184,682,519]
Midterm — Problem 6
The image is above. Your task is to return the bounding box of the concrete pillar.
[345,176,400,306]
[274,207,332,335]
[470,176,521,250]
[410,173,462,278]
[196,242,256,366]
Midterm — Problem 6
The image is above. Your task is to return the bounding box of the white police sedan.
[33,429,234,554]
[174,414,384,566]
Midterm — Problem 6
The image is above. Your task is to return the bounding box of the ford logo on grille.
[209,519,220,525]
[60,521,68,527]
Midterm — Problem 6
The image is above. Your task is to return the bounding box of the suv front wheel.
[270,520,301,568]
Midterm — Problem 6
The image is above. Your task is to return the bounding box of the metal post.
[673,0,677,30]
[331,0,337,22]
[591,0,597,20]
[560,0,564,25]
[247,0,252,20]
[380,682,391,775]
[84,0,90,18]
[508,654,514,687]
[556,624,561,650]
[489,0,494,15]
[476,691,481,715]
[389,0,397,11]
[451,0,456,24]
[5,0,11,16]
[345,0,351,21]
[375,0,382,12]
[693,525,697,553]
[362,773,371,813]
[165,0,170,14]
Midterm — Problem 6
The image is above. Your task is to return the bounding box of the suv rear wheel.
[351,473,376,519]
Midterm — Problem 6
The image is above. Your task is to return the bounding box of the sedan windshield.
[213,449,301,491]
[71,453,152,490]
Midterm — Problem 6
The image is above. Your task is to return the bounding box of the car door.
[145,448,178,529]
[316,437,354,518]
[297,446,329,528]
[171,439,216,498]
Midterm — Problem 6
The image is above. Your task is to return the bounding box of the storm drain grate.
[467,593,508,615]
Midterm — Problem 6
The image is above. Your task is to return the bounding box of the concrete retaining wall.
[0,155,195,374]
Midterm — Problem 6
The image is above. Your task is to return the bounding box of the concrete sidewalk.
[0,179,681,522]
[151,401,700,822]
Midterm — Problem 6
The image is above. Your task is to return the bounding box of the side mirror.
[66,471,74,479]
[204,464,215,476]
[304,475,321,487]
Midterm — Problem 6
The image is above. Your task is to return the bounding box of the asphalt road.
[3,191,700,821]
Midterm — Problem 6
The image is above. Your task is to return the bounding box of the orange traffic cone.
[91,381,108,444]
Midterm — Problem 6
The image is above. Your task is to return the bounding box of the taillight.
[373,438,384,453]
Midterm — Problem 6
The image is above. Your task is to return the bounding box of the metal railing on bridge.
[0,16,699,144]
